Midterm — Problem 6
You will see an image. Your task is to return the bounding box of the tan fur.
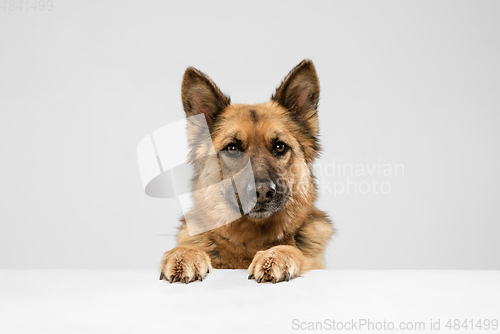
[160,60,334,284]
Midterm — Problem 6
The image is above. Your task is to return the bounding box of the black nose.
[247,180,276,204]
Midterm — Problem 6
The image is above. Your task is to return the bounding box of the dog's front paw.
[160,244,212,284]
[248,245,304,283]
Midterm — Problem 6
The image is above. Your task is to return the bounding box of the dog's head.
[182,60,320,222]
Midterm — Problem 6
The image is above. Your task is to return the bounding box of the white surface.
[1,270,499,333]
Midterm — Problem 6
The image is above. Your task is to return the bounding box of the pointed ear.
[181,67,231,125]
[271,59,320,133]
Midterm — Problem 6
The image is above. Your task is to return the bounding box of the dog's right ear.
[181,67,231,126]
[271,60,320,135]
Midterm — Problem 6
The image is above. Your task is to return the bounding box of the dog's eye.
[224,144,240,154]
[273,142,288,155]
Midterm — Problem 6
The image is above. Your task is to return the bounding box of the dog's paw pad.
[160,245,212,284]
[248,246,302,283]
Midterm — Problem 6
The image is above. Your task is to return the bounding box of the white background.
[1,0,499,270]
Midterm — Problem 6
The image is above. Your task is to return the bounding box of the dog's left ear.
[182,67,231,126]
[272,59,320,134]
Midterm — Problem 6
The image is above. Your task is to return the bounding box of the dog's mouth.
[245,206,276,219]
[223,174,290,220]
[237,194,289,219]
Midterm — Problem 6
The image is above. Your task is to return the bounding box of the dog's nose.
[248,180,276,204]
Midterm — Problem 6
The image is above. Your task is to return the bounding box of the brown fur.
[160,60,334,284]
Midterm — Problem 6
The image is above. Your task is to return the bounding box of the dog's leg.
[160,244,212,284]
[247,212,333,283]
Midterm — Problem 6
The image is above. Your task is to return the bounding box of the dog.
[159,59,334,284]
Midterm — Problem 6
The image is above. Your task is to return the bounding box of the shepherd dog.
[159,59,334,284]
